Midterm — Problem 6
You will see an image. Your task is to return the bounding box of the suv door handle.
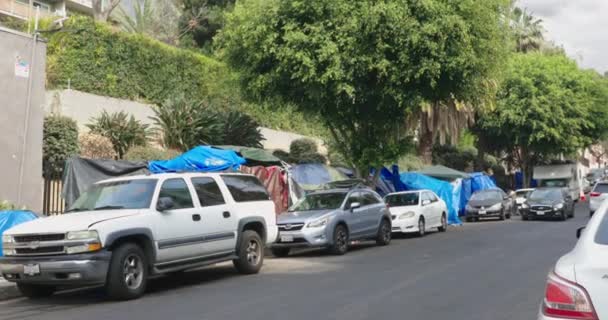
[223,211,231,218]
[192,214,201,222]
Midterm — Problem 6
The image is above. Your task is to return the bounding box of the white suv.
[0,173,278,300]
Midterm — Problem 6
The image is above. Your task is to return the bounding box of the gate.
[42,162,65,215]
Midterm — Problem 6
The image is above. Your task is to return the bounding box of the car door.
[190,176,237,255]
[427,192,442,227]
[153,178,209,262]
[344,192,365,239]
[419,192,432,224]
[360,191,383,237]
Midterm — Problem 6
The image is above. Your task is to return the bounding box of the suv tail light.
[542,271,598,320]
[590,192,600,197]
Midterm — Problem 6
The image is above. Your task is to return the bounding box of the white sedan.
[384,190,448,237]
[538,201,608,320]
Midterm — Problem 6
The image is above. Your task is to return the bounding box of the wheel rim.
[246,239,261,265]
[419,219,425,235]
[336,228,347,250]
[382,222,391,242]
[442,216,447,229]
[123,254,144,290]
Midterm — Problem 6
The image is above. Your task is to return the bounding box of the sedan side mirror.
[576,227,585,239]
[422,199,431,206]
[157,197,174,212]
[350,202,361,212]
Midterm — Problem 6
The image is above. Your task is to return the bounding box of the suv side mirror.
[422,199,431,206]
[576,227,585,239]
[349,202,361,211]
[157,197,174,212]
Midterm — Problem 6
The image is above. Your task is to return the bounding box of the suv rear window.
[221,175,269,202]
[593,184,608,194]
[191,177,226,207]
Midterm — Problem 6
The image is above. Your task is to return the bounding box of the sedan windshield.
[385,193,419,207]
[470,191,501,201]
[290,192,347,211]
[529,189,562,201]
[67,179,157,212]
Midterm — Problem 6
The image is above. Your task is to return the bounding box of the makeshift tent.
[515,171,538,190]
[399,173,462,225]
[290,164,349,191]
[0,210,38,256]
[417,165,470,181]
[63,157,149,207]
[470,172,498,193]
[149,146,245,173]
[215,146,282,166]
[240,166,288,214]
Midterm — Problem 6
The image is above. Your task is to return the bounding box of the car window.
[593,184,608,194]
[221,175,269,202]
[158,178,194,209]
[471,191,501,201]
[529,189,563,201]
[345,192,362,209]
[594,213,608,245]
[385,193,419,207]
[191,177,225,207]
[362,192,380,206]
[290,192,347,211]
[428,193,438,202]
[421,192,431,203]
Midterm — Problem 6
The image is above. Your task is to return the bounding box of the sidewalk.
[0,277,20,301]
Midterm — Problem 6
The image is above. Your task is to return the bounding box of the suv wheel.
[438,214,448,232]
[271,247,290,258]
[234,230,264,274]
[329,224,349,255]
[499,209,505,221]
[17,284,55,299]
[375,219,391,246]
[417,217,426,237]
[106,243,148,300]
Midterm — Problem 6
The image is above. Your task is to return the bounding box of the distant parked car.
[384,190,448,237]
[271,187,392,257]
[465,189,514,222]
[515,188,535,214]
[537,201,608,320]
[589,181,608,216]
[521,187,574,221]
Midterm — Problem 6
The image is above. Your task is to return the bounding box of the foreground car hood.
[5,210,142,235]
[277,210,336,224]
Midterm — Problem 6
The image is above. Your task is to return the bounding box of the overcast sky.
[518,0,608,73]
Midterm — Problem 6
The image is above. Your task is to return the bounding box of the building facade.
[0,0,92,21]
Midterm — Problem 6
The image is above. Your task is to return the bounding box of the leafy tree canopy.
[220,0,510,176]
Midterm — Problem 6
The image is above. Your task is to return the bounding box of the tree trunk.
[521,148,532,188]
[418,128,433,165]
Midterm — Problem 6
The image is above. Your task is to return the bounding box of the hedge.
[47,16,227,104]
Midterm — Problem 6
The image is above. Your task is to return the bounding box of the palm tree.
[510,7,545,53]
[116,0,155,35]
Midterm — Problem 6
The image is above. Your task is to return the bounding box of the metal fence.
[42,162,65,216]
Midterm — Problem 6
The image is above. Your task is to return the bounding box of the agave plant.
[86,110,150,159]
[220,110,265,148]
[151,96,224,151]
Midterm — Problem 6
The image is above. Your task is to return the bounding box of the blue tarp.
[0,210,37,257]
[515,171,538,190]
[148,146,246,173]
[470,172,497,193]
[399,173,462,225]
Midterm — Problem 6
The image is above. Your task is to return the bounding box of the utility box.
[0,27,46,212]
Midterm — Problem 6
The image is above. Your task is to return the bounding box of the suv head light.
[307,217,329,228]
[67,230,99,241]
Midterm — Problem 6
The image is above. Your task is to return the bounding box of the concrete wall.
[45,89,327,154]
[0,27,46,211]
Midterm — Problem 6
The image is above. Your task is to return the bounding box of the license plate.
[479,210,487,215]
[280,235,293,242]
[23,264,40,276]
[537,211,545,216]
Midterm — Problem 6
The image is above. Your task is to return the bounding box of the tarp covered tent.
[149,146,245,173]
[399,173,462,225]
[290,164,349,191]
[417,165,471,181]
[63,157,149,207]
[0,211,38,256]
[470,172,498,193]
[515,171,538,190]
[240,166,288,214]
[215,146,282,166]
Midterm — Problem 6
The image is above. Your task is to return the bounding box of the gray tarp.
[62,157,149,207]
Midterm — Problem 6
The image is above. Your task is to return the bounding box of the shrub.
[289,138,326,164]
[397,154,424,172]
[43,115,79,177]
[432,144,477,172]
[124,146,180,161]
[78,133,117,159]
[272,149,292,163]
[86,110,150,159]
[0,200,22,211]
[220,110,264,148]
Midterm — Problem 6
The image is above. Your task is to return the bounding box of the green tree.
[289,138,326,164]
[116,0,181,45]
[510,6,545,53]
[179,0,235,51]
[475,53,608,186]
[43,116,79,177]
[220,0,510,179]
[86,110,151,159]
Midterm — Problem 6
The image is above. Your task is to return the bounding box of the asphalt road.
[0,203,591,320]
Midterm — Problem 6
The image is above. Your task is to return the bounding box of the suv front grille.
[278,223,304,231]
[14,234,65,243]
[15,246,64,256]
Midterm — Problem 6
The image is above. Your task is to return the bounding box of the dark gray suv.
[271,187,392,257]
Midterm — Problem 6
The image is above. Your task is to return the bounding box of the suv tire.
[438,214,448,232]
[271,247,290,258]
[106,243,148,300]
[233,230,264,274]
[17,284,55,299]
[329,224,349,255]
[375,219,391,246]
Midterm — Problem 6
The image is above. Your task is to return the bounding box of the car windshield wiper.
[93,205,125,211]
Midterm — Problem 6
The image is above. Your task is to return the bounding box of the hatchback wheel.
[329,224,349,255]
[376,219,391,246]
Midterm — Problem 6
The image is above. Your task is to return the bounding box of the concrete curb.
[0,280,20,301]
